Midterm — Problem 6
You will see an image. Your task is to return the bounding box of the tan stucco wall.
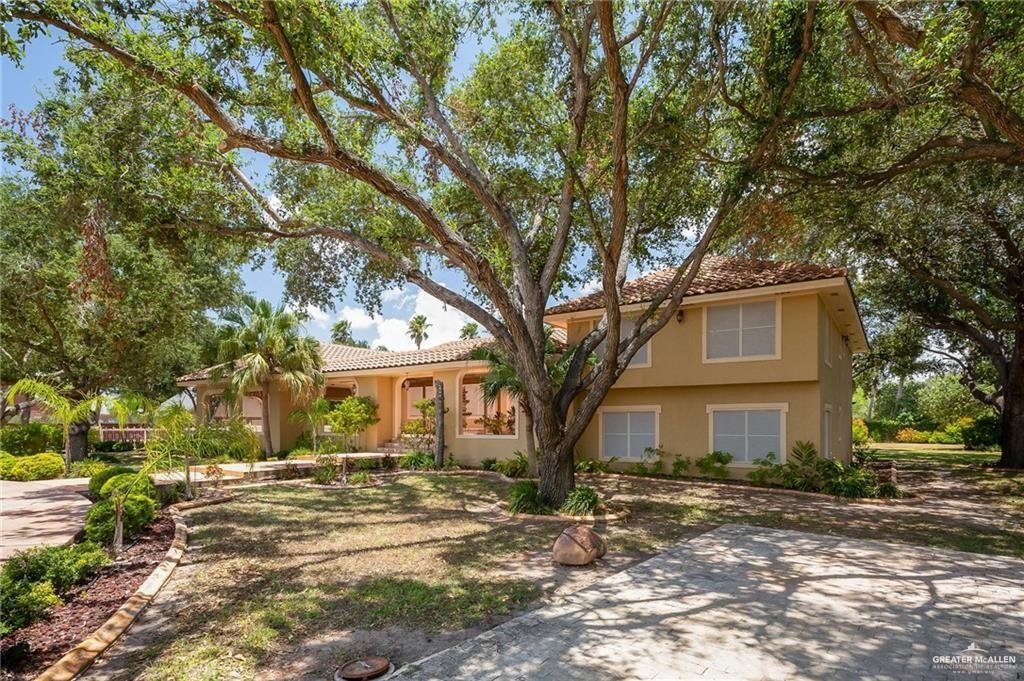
[574,381,822,479]
[339,367,528,467]
[818,299,854,462]
[566,293,821,388]
[188,289,856,465]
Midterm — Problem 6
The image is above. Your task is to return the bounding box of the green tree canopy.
[7,1,1022,495]
[0,69,253,403]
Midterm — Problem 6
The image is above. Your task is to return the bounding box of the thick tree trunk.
[521,402,538,478]
[533,403,576,506]
[259,383,273,455]
[433,380,445,469]
[19,402,31,425]
[895,375,906,405]
[999,339,1024,468]
[68,420,91,462]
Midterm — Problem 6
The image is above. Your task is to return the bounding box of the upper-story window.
[705,299,778,361]
[596,317,651,368]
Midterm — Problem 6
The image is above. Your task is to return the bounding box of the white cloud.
[338,306,376,330]
[304,305,330,328]
[368,289,470,351]
[381,286,416,310]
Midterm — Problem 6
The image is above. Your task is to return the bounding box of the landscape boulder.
[552,525,607,566]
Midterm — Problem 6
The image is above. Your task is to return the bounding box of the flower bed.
[0,514,176,679]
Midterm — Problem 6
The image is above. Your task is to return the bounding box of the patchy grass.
[105,468,1024,680]
[124,476,553,679]
[868,444,999,467]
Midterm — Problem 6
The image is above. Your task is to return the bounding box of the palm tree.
[331,319,355,344]
[214,296,324,455]
[459,322,480,340]
[289,397,331,454]
[331,319,370,347]
[407,314,431,350]
[4,379,106,474]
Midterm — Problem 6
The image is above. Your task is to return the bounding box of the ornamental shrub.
[399,450,435,470]
[864,419,900,442]
[84,495,156,544]
[311,454,340,484]
[0,577,60,635]
[926,430,958,444]
[506,480,549,515]
[6,452,65,481]
[2,541,110,595]
[559,485,600,516]
[480,457,498,471]
[671,455,690,477]
[493,451,529,478]
[575,457,616,473]
[961,414,1001,450]
[877,481,903,499]
[695,451,732,479]
[99,473,157,502]
[70,458,111,478]
[895,428,929,444]
[747,452,782,487]
[0,423,63,455]
[0,452,16,478]
[851,419,869,445]
[943,416,975,444]
[349,471,370,485]
[88,466,135,497]
[822,465,880,498]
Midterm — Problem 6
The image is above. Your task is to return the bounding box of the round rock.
[552,525,606,566]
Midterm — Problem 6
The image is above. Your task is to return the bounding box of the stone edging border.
[577,472,925,505]
[36,493,239,681]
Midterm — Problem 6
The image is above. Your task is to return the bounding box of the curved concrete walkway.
[0,478,92,561]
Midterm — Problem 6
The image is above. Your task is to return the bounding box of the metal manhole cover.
[335,656,392,681]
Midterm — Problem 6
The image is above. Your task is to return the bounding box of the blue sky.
[1,22,552,351]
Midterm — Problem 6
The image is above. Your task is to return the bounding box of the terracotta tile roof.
[178,323,570,384]
[545,255,848,316]
[177,343,385,383]
[321,338,493,373]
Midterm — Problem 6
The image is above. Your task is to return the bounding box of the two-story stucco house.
[178,256,867,473]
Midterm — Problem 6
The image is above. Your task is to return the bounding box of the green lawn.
[867,443,1000,467]
[105,469,1024,680]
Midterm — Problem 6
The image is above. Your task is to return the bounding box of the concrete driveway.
[392,525,1024,681]
[0,478,92,561]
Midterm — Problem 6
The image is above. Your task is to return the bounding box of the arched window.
[459,373,516,436]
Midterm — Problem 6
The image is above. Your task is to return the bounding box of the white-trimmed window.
[707,403,787,464]
[458,372,517,437]
[595,317,651,368]
[705,300,778,361]
[600,407,659,460]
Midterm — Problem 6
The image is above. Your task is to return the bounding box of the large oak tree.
[0,70,254,456]
[6,1,1022,497]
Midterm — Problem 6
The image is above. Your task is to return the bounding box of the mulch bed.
[0,513,176,680]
